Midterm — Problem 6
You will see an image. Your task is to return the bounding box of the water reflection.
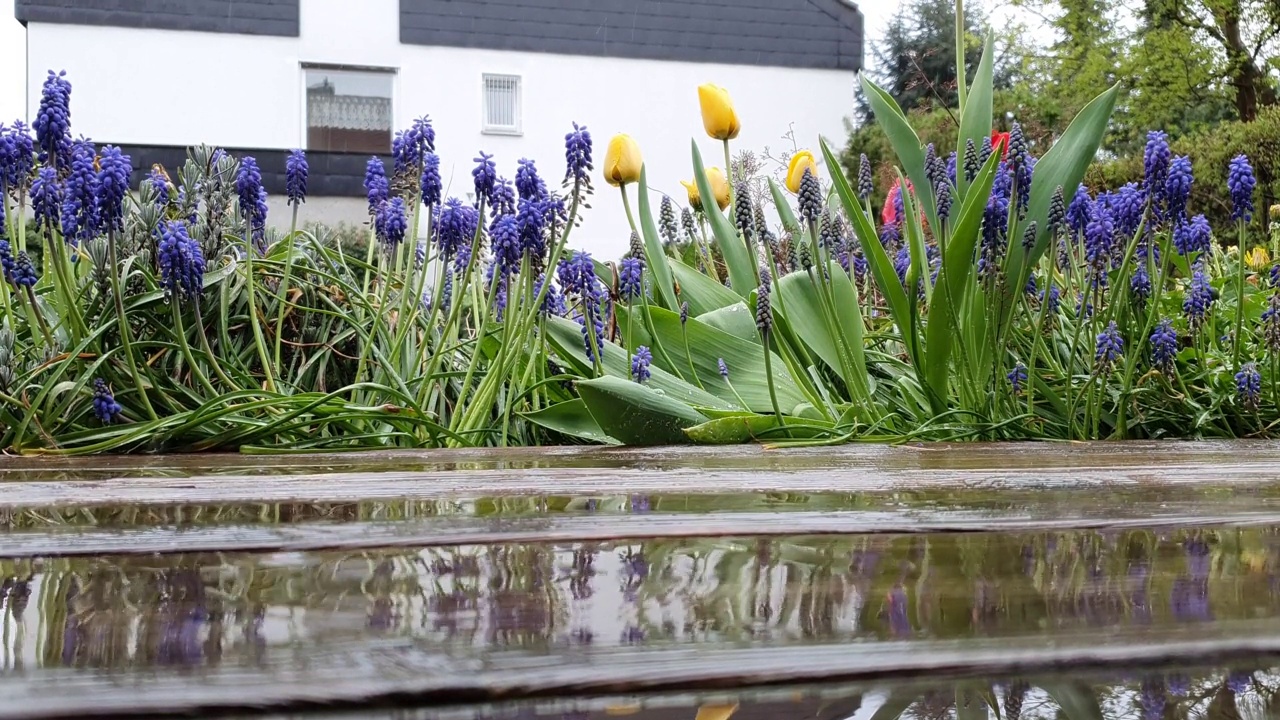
[231,666,1280,719]
[3,527,1280,675]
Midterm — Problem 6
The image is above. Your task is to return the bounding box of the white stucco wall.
[23,0,855,258]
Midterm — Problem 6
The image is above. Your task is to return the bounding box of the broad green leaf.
[618,305,807,414]
[1005,84,1120,294]
[636,165,679,310]
[521,400,620,444]
[684,413,833,444]
[859,76,940,237]
[776,264,868,397]
[768,177,802,233]
[821,138,919,366]
[956,34,995,200]
[692,141,756,297]
[670,258,742,315]
[544,315,731,410]
[577,375,706,445]
[923,151,1000,408]
[1042,683,1104,720]
[697,303,759,343]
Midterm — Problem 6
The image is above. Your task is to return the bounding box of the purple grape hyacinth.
[61,139,99,243]
[420,152,441,207]
[1227,154,1256,223]
[91,378,121,423]
[563,122,593,189]
[364,156,389,214]
[631,346,652,384]
[1095,321,1124,372]
[375,197,408,249]
[285,149,308,206]
[30,166,61,232]
[0,122,35,191]
[157,220,206,300]
[618,256,643,301]
[1236,362,1261,409]
[473,151,497,204]
[437,198,479,258]
[96,145,131,232]
[33,70,71,168]
[1150,319,1177,373]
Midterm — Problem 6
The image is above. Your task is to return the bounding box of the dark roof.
[399,0,864,71]
[14,0,300,37]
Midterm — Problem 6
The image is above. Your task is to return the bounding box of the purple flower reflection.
[886,584,911,637]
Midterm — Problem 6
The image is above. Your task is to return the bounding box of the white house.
[14,0,863,258]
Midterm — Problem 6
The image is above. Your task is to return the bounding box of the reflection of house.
[14,0,863,256]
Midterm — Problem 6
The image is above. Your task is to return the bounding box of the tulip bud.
[707,167,730,211]
[697,84,740,141]
[603,134,642,187]
[682,167,730,212]
[786,150,818,194]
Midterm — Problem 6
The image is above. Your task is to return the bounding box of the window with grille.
[304,66,394,153]
[482,74,522,135]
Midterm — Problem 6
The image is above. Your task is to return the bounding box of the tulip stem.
[620,185,639,236]
[723,140,735,214]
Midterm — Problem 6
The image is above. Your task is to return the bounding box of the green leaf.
[670,258,742,316]
[618,305,807,414]
[923,150,1000,407]
[692,140,756,297]
[577,375,706,445]
[1042,683,1104,720]
[544,316,732,410]
[821,138,919,367]
[776,264,868,396]
[636,165,679,310]
[684,413,833,444]
[1005,84,1121,294]
[859,75,940,238]
[697,303,759,344]
[768,177,802,233]
[956,34,995,200]
[521,400,620,444]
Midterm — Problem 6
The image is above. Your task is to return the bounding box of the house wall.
[23,0,855,257]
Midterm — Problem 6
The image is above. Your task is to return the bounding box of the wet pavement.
[4,442,1280,718]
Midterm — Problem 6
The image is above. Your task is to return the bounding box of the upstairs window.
[305,66,394,153]
[482,74,522,135]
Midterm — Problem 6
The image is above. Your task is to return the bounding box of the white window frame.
[482,74,523,136]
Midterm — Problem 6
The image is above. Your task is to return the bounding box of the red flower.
[990,130,1010,160]
[881,179,915,226]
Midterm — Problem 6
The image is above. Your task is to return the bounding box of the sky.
[0,2,1027,127]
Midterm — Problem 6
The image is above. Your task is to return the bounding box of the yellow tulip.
[1247,246,1271,271]
[1270,203,1280,221]
[707,167,730,210]
[603,134,643,187]
[698,84,741,141]
[681,167,731,212]
[681,180,703,211]
[786,150,818,194]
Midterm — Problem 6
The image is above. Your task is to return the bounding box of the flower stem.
[106,226,157,420]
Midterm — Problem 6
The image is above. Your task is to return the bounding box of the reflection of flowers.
[1171,539,1212,623]
[1139,677,1166,720]
[1166,674,1190,696]
[886,584,911,637]
[1228,670,1253,694]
